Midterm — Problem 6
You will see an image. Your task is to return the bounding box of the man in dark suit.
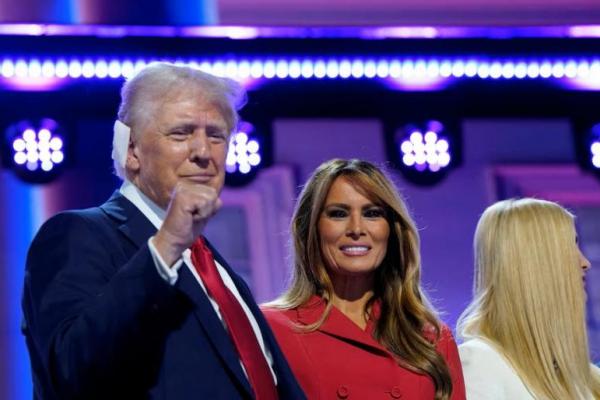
[21,62,305,400]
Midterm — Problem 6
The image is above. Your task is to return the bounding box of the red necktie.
[190,237,278,400]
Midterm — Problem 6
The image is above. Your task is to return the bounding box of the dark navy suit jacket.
[22,192,305,400]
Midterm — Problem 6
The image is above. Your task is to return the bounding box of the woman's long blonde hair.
[457,198,600,399]
[271,159,453,400]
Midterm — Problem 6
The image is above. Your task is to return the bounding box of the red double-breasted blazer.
[262,296,466,400]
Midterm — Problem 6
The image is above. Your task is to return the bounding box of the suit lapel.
[175,266,253,396]
[100,191,157,249]
[101,192,253,397]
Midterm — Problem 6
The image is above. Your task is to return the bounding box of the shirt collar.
[119,180,166,230]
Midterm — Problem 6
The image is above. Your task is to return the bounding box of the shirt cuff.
[148,236,183,286]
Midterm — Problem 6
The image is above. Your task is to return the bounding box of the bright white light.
[314,60,327,79]
[539,62,552,78]
[235,132,248,144]
[424,131,438,143]
[82,60,95,78]
[477,63,490,79]
[13,139,26,152]
[49,137,63,151]
[28,59,42,77]
[55,60,69,78]
[250,61,263,78]
[41,161,54,171]
[301,60,313,78]
[288,60,301,78]
[1,59,15,77]
[239,163,251,174]
[108,60,122,78]
[400,141,413,154]
[415,152,427,164]
[248,153,261,166]
[451,61,465,78]
[440,61,453,78]
[426,153,438,165]
[527,63,540,78]
[339,60,352,78]
[121,60,135,78]
[410,131,423,144]
[276,60,288,78]
[39,150,51,162]
[326,60,339,79]
[501,62,515,79]
[263,60,276,78]
[436,139,449,152]
[438,152,451,167]
[27,152,39,163]
[591,141,600,154]
[14,152,27,165]
[38,128,51,142]
[551,62,565,78]
[389,60,402,78]
[402,153,415,166]
[23,129,36,142]
[514,62,528,79]
[235,142,247,154]
[376,60,389,78]
[247,140,259,153]
[592,154,600,168]
[51,151,64,163]
[464,61,478,77]
[351,60,364,78]
[364,60,377,78]
[26,141,38,153]
[68,60,82,78]
[15,60,28,77]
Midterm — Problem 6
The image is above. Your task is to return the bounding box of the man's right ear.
[126,138,140,173]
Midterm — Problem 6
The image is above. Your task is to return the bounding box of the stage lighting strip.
[1,57,600,81]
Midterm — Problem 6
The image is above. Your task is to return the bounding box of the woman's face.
[318,176,390,280]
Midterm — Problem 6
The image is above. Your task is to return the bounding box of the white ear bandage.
[112,120,131,170]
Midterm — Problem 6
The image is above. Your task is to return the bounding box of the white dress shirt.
[119,181,277,383]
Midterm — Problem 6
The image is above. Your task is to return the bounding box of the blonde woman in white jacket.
[457,198,600,399]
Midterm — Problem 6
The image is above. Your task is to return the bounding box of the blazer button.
[336,385,350,399]
[389,386,402,399]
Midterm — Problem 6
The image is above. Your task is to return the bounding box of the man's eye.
[169,131,188,139]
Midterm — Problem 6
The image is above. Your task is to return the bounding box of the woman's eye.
[326,209,347,218]
[364,208,385,218]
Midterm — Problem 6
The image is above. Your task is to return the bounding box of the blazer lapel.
[297,296,390,357]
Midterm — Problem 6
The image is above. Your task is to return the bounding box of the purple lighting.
[226,122,262,175]
[399,121,451,172]
[10,120,65,173]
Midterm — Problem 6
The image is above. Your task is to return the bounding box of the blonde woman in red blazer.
[263,159,466,400]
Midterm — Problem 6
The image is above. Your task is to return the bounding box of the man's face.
[127,90,230,209]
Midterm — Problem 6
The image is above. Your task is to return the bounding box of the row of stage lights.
[2,57,600,82]
[3,118,600,186]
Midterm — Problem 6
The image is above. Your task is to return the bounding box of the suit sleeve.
[437,326,467,400]
[22,211,189,399]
